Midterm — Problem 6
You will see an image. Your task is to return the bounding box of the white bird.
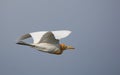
[16,30,74,55]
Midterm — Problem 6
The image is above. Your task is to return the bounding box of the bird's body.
[32,43,60,54]
[16,30,74,55]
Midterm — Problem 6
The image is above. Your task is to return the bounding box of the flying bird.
[16,30,74,55]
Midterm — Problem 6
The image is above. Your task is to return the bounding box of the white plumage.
[30,30,71,43]
[16,30,74,55]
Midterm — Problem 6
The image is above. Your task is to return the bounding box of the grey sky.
[0,0,120,75]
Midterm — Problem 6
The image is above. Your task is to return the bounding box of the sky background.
[0,0,120,75]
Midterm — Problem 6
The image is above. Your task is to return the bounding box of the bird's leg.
[16,41,35,47]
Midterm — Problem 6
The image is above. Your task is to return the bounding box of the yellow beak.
[66,46,75,50]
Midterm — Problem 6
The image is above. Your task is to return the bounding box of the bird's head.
[60,43,75,51]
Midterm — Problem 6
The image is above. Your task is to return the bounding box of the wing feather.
[39,31,59,44]
[29,30,71,43]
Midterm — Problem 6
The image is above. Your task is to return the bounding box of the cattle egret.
[16,30,74,55]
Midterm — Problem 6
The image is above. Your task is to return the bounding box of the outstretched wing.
[30,30,71,43]
[17,33,31,41]
[16,33,34,46]
[39,31,59,44]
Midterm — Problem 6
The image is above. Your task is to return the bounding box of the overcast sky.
[0,0,120,75]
